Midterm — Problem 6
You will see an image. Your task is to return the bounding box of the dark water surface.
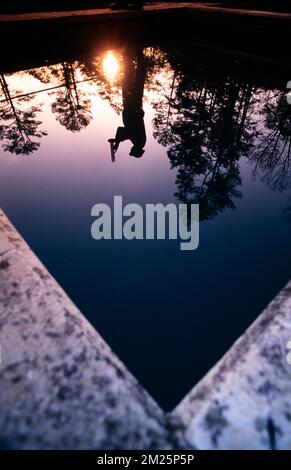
[1,40,291,409]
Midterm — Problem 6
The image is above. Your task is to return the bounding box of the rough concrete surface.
[1,208,291,449]
[171,281,291,449]
[0,211,175,450]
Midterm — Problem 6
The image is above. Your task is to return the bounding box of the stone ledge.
[0,210,175,450]
[1,208,291,449]
[171,280,291,449]
[1,3,291,24]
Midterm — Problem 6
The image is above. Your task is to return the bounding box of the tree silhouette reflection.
[0,74,47,155]
[152,67,258,219]
[1,45,291,220]
[252,91,291,191]
[51,63,92,132]
[30,62,93,132]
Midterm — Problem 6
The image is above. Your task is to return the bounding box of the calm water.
[1,42,291,409]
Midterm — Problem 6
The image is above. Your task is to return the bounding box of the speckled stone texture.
[171,280,291,449]
[1,209,291,450]
[0,210,176,450]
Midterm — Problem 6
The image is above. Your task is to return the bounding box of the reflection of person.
[110,49,146,159]
[110,1,143,10]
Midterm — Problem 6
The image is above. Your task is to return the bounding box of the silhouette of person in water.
[110,1,143,10]
[110,48,146,159]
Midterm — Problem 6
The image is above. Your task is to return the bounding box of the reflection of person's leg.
[123,49,146,158]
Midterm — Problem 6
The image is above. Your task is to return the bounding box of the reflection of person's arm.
[108,139,116,162]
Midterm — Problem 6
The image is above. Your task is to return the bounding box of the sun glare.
[102,51,119,81]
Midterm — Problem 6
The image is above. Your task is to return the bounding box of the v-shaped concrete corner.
[0,209,291,450]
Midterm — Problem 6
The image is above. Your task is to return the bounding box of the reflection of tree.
[142,47,171,100]
[0,74,46,155]
[50,62,92,132]
[29,62,92,132]
[28,66,53,85]
[252,91,291,191]
[152,58,259,220]
[8,46,291,213]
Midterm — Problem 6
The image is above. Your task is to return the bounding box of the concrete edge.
[0,209,180,449]
[1,3,291,26]
[1,208,291,449]
[171,280,291,449]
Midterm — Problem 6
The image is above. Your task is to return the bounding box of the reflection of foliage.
[28,66,53,84]
[152,58,261,219]
[0,74,46,155]
[175,162,242,221]
[252,92,291,191]
[50,62,92,132]
[29,62,92,132]
[150,47,291,220]
[3,46,291,219]
[143,47,171,101]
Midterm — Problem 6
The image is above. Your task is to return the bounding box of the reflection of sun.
[102,51,119,81]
